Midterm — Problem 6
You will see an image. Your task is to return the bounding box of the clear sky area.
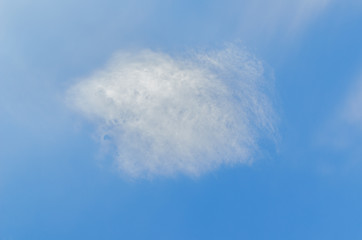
[1,0,362,239]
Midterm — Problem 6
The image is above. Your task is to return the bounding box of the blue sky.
[1,0,362,239]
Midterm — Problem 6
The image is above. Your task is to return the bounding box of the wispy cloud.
[342,77,362,130]
[231,0,331,42]
[66,45,277,178]
[315,72,362,156]
[311,72,362,175]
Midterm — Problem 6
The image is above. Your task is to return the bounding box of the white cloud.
[66,45,277,178]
